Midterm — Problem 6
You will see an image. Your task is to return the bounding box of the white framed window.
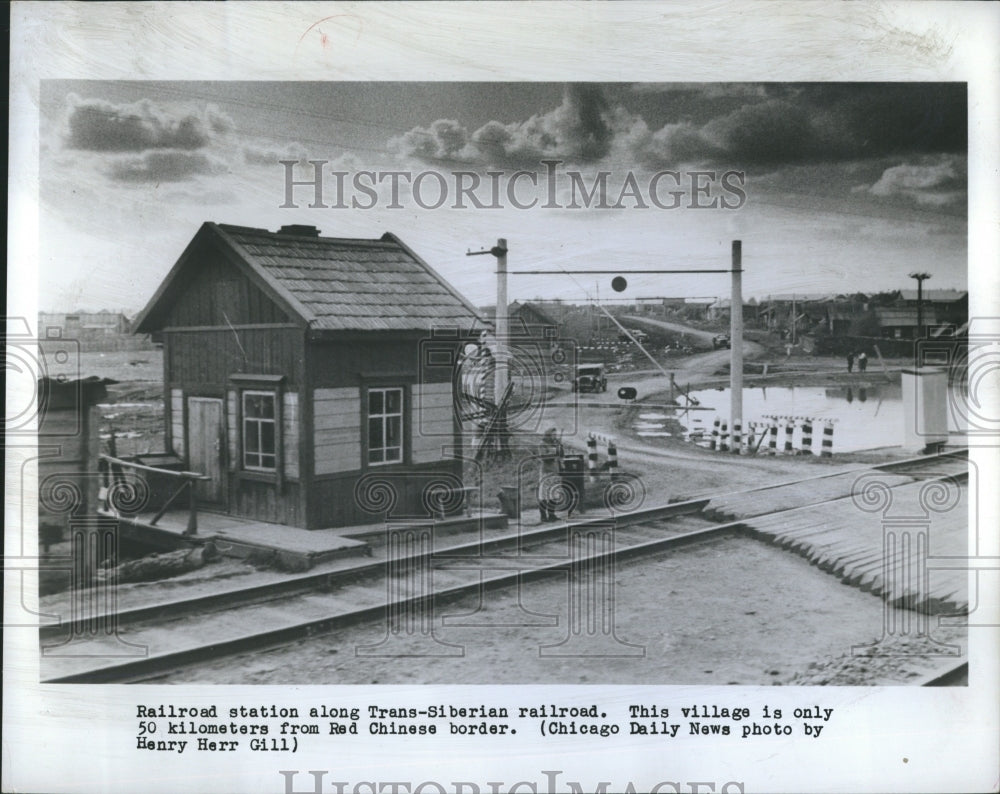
[367,387,404,465]
[243,390,277,471]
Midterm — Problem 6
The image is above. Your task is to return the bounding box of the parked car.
[712,334,731,350]
[572,364,607,393]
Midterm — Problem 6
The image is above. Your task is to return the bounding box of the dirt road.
[622,314,719,343]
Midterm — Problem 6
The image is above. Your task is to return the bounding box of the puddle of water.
[665,383,960,453]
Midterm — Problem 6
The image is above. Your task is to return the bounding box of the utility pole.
[909,272,931,338]
[467,239,511,460]
[791,293,796,345]
[495,238,509,399]
[731,240,743,441]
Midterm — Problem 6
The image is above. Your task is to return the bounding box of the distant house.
[133,222,482,529]
[39,310,156,351]
[895,289,968,335]
[706,297,758,323]
[871,290,967,339]
[40,310,130,338]
[481,301,561,337]
[509,301,561,335]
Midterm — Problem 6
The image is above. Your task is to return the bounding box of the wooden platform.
[739,480,969,615]
[107,508,508,571]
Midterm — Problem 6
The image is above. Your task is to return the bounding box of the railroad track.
[41,498,732,683]
[40,450,969,685]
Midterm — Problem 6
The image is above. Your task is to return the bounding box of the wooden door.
[187,397,225,504]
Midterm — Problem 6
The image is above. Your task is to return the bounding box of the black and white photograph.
[6,3,999,793]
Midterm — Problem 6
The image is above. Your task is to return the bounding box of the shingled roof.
[134,223,482,333]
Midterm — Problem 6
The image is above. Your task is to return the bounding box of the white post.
[730,240,743,439]
[495,238,508,401]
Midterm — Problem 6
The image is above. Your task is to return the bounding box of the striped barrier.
[783,420,794,454]
[801,421,813,455]
[607,440,619,475]
[768,422,778,455]
[719,422,729,452]
[710,417,720,451]
[587,435,599,482]
[732,420,742,455]
[821,422,834,457]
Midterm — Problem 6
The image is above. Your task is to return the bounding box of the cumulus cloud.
[243,141,309,166]
[64,94,233,152]
[392,83,966,175]
[864,156,966,207]
[391,84,615,167]
[107,151,230,183]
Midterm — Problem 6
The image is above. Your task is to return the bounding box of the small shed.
[133,223,482,529]
[37,376,112,549]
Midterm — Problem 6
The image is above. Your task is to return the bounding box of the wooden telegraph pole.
[494,238,509,400]
[731,240,743,446]
[467,239,511,460]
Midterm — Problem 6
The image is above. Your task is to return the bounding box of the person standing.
[537,427,562,522]
[846,351,855,373]
[858,351,868,373]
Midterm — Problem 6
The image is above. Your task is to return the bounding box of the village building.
[39,310,154,351]
[133,223,482,530]
[37,376,112,552]
[479,300,563,338]
[893,289,968,337]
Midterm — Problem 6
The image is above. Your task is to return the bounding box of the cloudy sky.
[39,81,967,312]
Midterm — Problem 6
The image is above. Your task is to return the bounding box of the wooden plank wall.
[313,388,361,475]
[170,388,185,457]
[283,391,299,479]
[166,328,303,388]
[411,381,456,464]
[226,390,238,469]
[232,479,300,526]
[163,254,289,327]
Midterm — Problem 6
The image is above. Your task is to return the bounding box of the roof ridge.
[219,223,400,247]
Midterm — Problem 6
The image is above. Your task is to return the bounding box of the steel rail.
[41,449,968,641]
[39,497,712,640]
[40,450,970,684]
[43,517,744,684]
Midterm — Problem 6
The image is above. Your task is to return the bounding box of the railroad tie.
[821,423,834,457]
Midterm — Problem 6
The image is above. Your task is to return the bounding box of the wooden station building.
[133,223,482,529]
